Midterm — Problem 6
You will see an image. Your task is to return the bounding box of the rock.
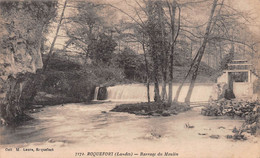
[0,16,45,123]
[32,105,43,108]
[209,135,220,139]
[47,138,56,143]
[185,123,194,128]
[233,134,247,140]
[28,108,43,113]
[101,111,107,114]
[162,111,171,117]
[0,118,6,125]
[168,109,178,115]
[253,105,259,112]
[201,109,207,115]
[226,135,233,139]
[210,83,228,100]
[155,110,163,114]
[198,133,207,135]
[134,111,148,115]
[232,127,239,133]
[218,126,225,129]
[152,113,161,117]
[147,112,153,115]
[151,133,161,138]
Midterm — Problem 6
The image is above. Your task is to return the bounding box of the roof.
[226,60,252,71]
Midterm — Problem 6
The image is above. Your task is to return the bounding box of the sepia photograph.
[0,0,260,157]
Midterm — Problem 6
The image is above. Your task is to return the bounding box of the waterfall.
[94,83,214,103]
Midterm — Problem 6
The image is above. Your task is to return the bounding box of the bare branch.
[105,3,144,29]
[180,28,204,39]
[179,0,211,7]
[124,0,146,27]
[135,0,148,16]
[209,36,258,53]
[173,4,181,43]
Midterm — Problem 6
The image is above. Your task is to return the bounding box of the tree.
[91,33,117,65]
[173,0,257,104]
[116,47,146,81]
[43,0,67,71]
[167,0,180,104]
[107,0,164,102]
[116,21,152,102]
[184,0,218,104]
[64,1,114,65]
[146,0,164,102]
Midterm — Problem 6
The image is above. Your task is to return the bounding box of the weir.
[93,83,214,103]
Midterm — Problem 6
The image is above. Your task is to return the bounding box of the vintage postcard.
[0,0,260,157]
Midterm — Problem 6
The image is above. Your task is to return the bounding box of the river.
[1,101,259,158]
[0,83,259,158]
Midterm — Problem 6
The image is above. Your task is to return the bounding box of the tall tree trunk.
[174,46,200,102]
[142,36,150,102]
[219,41,222,67]
[168,1,177,104]
[42,0,67,71]
[153,53,161,102]
[190,41,193,59]
[184,0,218,104]
[147,0,161,102]
[159,3,167,101]
[161,64,167,101]
[208,51,210,66]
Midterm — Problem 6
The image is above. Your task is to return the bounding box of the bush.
[201,99,260,136]
[37,53,126,103]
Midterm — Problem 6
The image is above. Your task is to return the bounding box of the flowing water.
[1,84,259,158]
[97,83,214,102]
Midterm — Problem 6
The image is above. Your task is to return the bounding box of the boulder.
[162,110,171,117]
[209,135,220,139]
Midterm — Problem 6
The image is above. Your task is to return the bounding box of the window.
[231,72,248,82]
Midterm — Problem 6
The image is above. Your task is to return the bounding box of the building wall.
[233,82,253,98]
[217,70,256,99]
